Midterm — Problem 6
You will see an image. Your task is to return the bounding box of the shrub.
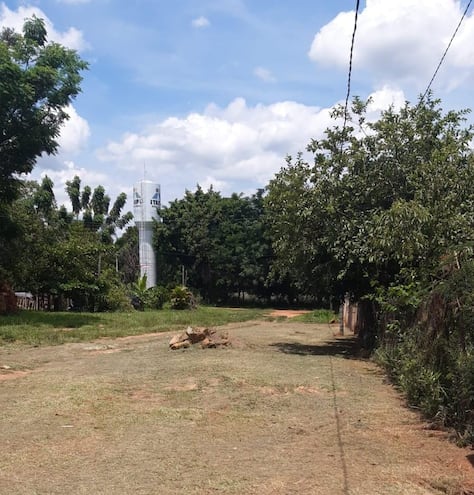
[104,285,133,312]
[170,286,196,310]
[144,286,169,310]
[94,270,133,312]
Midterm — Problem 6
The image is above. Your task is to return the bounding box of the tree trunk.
[356,300,376,350]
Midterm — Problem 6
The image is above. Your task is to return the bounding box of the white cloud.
[57,106,91,154]
[254,66,276,83]
[34,88,409,208]
[35,105,90,172]
[367,85,406,113]
[98,98,334,198]
[191,16,210,28]
[34,104,91,189]
[0,3,88,51]
[309,0,474,92]
[200,176,229,192]
[97,90,411,201]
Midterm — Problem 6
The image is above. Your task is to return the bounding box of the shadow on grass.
[0,310,102,328]
[270,338,358,358]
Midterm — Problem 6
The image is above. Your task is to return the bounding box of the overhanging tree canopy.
[265,96,474,303]
[0,16,88,202]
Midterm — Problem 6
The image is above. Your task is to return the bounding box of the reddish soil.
[268,309,311,318]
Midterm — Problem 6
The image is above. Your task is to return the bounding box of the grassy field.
[292,308,337,323]
[1,319,473,494]
[0,307,267,346]
[0,307,338,347]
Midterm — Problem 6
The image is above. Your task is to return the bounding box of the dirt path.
[1,320,473,494]
[267,309,311,318]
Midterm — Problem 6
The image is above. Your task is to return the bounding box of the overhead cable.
[420,0,473,104]
[342,0,361,133]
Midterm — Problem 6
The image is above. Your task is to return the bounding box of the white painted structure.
[133,180,161,288]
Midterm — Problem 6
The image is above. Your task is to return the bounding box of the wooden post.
[339,300,344,336]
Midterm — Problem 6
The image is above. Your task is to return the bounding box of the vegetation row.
[3,17,474,443]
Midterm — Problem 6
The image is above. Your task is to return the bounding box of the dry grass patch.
[0,320,473,494]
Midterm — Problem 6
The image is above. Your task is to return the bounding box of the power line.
[342,0,361,133]
[420,0,473,104]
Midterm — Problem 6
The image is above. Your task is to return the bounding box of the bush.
[144,286,169,310]
[102,285,133,312]
[93,270,133,312]
[398,357,444,417]
[375,301,474,444]
[442,353,474,444]
[170,286,196,310]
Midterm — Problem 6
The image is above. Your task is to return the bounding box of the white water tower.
[133,180,161,289]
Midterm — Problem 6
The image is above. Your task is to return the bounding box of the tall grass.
[292,309,337,324]
[0,307,266,346]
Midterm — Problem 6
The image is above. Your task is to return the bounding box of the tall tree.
[0,16,87,284]
[116,226,139,285]
[65,175,81,218]
[154,186,273,303]
[65,180,132,243]
[266,94,474,321]
[0,16,88,203]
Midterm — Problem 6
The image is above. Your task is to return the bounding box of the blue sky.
[2,0,474,210]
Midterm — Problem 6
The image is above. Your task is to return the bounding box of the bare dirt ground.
[267,309,311,318]
[1,319,474,495]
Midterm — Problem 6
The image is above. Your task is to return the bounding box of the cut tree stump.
[169,327,230,350]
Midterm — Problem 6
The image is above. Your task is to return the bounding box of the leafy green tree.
[0,16,87,204]
[65,180,133,243]
[266,95,474,308]
[0,16,87,284]
[81,185,91,210]
[215,190,273,302]
[154,186,273,303]
[65,175,81,218]
[6,176,132,311]
[116,226,139,284]
[50,222,110,310]
[33,176,57,223]
[4,179,70,298]
[265,154,336,303]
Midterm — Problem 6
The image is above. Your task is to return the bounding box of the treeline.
[153,187,303,305]
[0,178,307,310]
[3,16,474,443]
[266,95,474,443]
[0,176,138,311]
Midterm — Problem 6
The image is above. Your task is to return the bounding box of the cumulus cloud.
[0,3,88,51]
[57,106,91,154]
[367,85,406,113]
[33,88,408,207]
[254,66,276,83]
[35,105,90,173]
[200,176,229,192]
[98,98,335,198]
[192,16,210,28]
[98,89,409,201]
[309,0,474,91]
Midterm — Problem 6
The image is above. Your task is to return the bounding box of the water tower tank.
[133,180,160,288]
